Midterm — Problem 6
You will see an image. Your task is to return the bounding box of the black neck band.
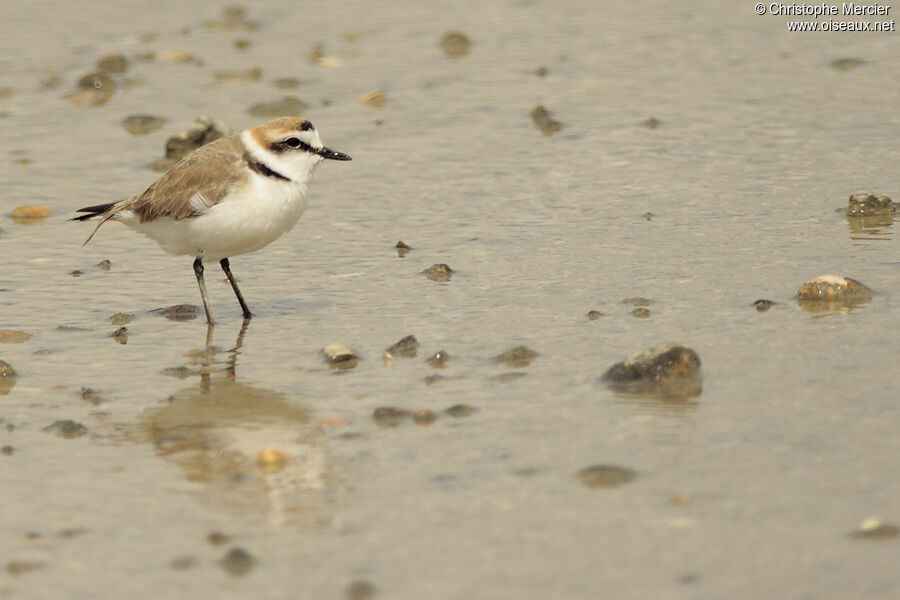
[247,157,292,182]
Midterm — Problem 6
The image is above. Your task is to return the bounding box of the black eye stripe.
[270,138,315,154]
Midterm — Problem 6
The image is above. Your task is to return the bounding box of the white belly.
[120,175,308,261]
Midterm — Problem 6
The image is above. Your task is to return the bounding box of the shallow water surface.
[1,1,899,598]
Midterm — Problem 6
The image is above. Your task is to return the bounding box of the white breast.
[123,173,309,261]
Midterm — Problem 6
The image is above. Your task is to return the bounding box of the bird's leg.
[220,257,252,319]
[193,257,215,326]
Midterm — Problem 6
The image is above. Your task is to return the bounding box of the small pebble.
[208,531,231,546]
[851,517,899,540]
[426,350,449,368]
[42,420,88,439]
[256,449,290,473]
[444,404,477,418]
[273,77,301,89]
[440,32,470,57]
[219,547,256,577]
[10,205,51,224]
[233,38,253,51]
[832,57,865,71]
[151,304,199,321]
[395,240,411,257]
[847,192,896,217]
[6,561,45,575]
[643,117,661,129]
[386,335,418,358]
[169,556,197,570]
[530,105,563,136]
[0,330,31,343]
[248,96,309,118]
[158,49,197,64]
[308,42,324,63]
[121,114,166,135]
[577,465,637,489]
[80,387,103,405]
[586,310,603,320]
[346,580,377,600]
[795,275,873,301]
[494,372,528,383]
[412,410,437,425]
[601,344,702,398]
[323,344,359,369]
[423,263,453,282]
[494,346,538,368]
[77,72,116,92]
[160,366,195,379]
[622,297,651,307]
[96,53,129,74]
[111,327,128,344]
[358,90,386,109]
[534,66,549,77]
[372,407,412,427]
[212,67,262,85]
[96,259,111,270]
[1,446,13,456]
[70,270,84,278]
[631,307,651,318]
[0,361,16,395]
[109,313,134,326]
[752,299,776,312]
[152,116,231,170]
[424,374,444,386]
[203,5,256,31]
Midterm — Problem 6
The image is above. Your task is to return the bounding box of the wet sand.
[1,1,899,598]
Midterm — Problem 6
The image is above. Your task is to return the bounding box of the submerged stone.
[149,116,231,170]
[846,193,896,217]
[372,407,412,427]
[601,343,702,399]
[121,114,166,135]
[385,335,418,358]
[42,420,88,439]
[151,304,199,321]
[530,105,563,136]
[0,360,15,395]
[796,275,873,301]
[423,263,453,282]
[426,350,449,368]
[577,465,637,489]
[440,32,470,57]
[752,299,776,312]
[850,517,899,540]
[322,344,358,370]
[346,580,377,600]
[219,547,255,577]
[395,240,411,257]
[96,53,129,74]
[495,346,539,368]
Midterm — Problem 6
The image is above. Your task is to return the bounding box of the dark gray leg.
[220,257,252,319]
[193,257,214,325]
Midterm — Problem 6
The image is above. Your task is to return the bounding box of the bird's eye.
[285,137,301,148]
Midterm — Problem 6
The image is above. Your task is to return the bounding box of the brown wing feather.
[128,135,247,222]
[81,135,250,246]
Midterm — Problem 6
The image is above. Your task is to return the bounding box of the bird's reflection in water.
[131,320,333,528]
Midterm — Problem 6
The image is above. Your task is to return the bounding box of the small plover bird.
[73,117,351,324]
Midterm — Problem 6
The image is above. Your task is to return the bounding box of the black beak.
[318,147,352,161]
